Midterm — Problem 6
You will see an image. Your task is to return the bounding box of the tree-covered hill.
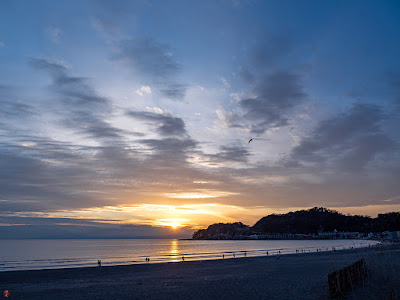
[192,207,400,239]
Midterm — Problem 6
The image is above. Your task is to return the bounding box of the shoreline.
[0,239,382,273]
[1,244,397,299]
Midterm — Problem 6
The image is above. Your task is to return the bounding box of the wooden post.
[328,258,367,299]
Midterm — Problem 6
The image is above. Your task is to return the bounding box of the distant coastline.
[192,207,400,241]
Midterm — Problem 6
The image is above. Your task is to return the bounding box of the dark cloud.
[0,216,193,239]
[0,145,98,212]
[0,85,36,120]
[139,137,197,154]
[30,58,125,140]
[114,38,187,100]
[160,84,187,100]
[206,144,250,164]
[64,112,124,138]
[239,70,306,134]
[126,110,187,136]
[116,38,180,80]
[30,58,109,109]
[221,33,307,134]
[288,103,396,171]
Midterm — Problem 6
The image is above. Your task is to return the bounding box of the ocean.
[0,239,379,271]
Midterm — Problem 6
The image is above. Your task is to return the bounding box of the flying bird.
[248,138,253,144]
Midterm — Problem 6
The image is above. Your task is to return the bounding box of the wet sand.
[0,244,398,300]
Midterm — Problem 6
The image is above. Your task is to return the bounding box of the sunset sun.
[157,219,187,229]
[170,222,180,229]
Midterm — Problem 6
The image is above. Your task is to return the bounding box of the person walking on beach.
[98,260,101,267]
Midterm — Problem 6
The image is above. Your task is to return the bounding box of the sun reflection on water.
[169,239,180,262]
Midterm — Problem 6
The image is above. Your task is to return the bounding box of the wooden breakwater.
[328,258,367,299]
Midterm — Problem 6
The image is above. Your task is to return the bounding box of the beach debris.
[3,290,10,298]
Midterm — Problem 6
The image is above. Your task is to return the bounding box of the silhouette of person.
[98,260,101,267]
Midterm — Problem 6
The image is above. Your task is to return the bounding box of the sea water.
[0,239,379,271]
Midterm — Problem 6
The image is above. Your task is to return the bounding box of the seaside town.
[194,229,400,241]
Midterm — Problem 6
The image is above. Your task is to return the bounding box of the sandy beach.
[1,244,399,300]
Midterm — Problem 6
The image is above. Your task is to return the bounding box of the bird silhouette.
[248,138,253,143]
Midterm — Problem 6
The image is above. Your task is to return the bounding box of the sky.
[1,0,400,238]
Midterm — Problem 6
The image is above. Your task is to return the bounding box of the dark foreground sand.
[1,245,399,300]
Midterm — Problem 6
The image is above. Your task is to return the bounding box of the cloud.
[0,58,207,226]
[114,37,187,100]
[47,27,62,43]
[221,77,231,89]
[288,103,396,171]
[116,38,180,80]
[236,67,255,84]
[29,58,124,140]
[0,217,192,239]
[219,70,306,134]
[217,33,307,134]
[135,85,151,96]
[0,141,100,212]
[241,70,306,133]
[126,110,187,137]
[159,84,187,100]
[30,58,108,108]
[216,109,245,129]
[205,144,250,164]
[0,85,36,120]
[92,15,121,39]
[139,137,197,154]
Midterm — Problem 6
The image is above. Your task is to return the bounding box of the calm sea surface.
[0,239,379,271]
